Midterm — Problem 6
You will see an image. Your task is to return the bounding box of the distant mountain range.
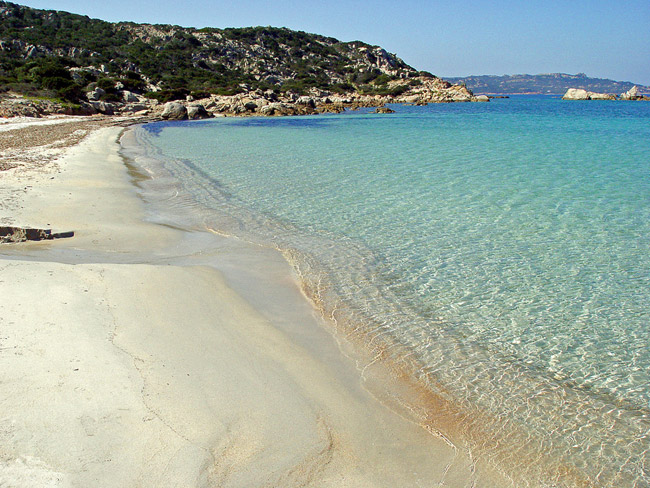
[445,73,650,95]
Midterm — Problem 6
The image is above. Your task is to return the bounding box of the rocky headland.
[0,2,484,121]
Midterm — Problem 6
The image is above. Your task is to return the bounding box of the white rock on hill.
[86,87,105,101]
[122,90,140,103]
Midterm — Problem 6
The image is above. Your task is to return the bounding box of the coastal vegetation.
[0,1,423,102]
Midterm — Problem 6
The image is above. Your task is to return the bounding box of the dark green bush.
[99,91,121,102]
[350,69,381,85]
[143,88,190,102]
[119,76,147,93]
[388,85,409,96]
[41,76,73,90]
[97,77,116,92]
[58,83,83,101]
[190,90,210,99]
[331,82,355,93]
[78,71,97,85]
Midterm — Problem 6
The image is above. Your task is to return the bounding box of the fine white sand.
[0,123,507,487]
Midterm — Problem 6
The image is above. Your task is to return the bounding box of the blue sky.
[16,0,650,84]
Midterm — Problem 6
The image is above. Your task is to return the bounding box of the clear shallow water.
[132,97,650,487]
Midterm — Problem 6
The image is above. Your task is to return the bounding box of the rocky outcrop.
[161,102,188,120]
[621,86,641,100]
[122,90,140,103]
[374,106,395,114]
[1,74,487,120]
[86,87,105,101]
[588,92,616,100]
[391,77,484,104]
[186,104,210,119]
[0,94,96,117]
[562,88,590,100]
[562,86,648,101]
[89,101,115,115]
[563,88,616,100]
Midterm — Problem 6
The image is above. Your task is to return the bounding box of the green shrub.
[331,82,354,93]
[97,77,116,92]
[78,71,97,85]
[58,83,83,101]
[99,91,121,102]
[388,85,409,96]
[190,90,210,99]
[373,74,392,85]
[143,88,190,102]
[212,86,244,96]
[41,76,73,90]
[119,76,147,93]
[350,69,381,85]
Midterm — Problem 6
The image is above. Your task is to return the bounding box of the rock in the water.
[563,88,616,100]
[621,86,640,100]
[161,102,188,120]
[562,88,590,100]
[186,104,210,119]
[475,95,490,102]
[374,106,395,114]
[587,92,616,100]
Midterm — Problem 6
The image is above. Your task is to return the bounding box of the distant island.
[445,73,650,95]
[0,1,483,118]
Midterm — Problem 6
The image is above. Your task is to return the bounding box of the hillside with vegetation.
[0,1,470,110]
[445,73,650,95]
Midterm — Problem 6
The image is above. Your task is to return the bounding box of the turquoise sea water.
[131,97,650,487]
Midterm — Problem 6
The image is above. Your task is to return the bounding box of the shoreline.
[0,119,508,486]
[125,115,645,488]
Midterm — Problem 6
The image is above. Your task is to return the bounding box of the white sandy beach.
[0,122,507,487]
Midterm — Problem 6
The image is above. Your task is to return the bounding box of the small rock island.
[562,86,648,101]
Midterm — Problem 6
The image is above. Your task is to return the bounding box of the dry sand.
[0,119,507,487]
